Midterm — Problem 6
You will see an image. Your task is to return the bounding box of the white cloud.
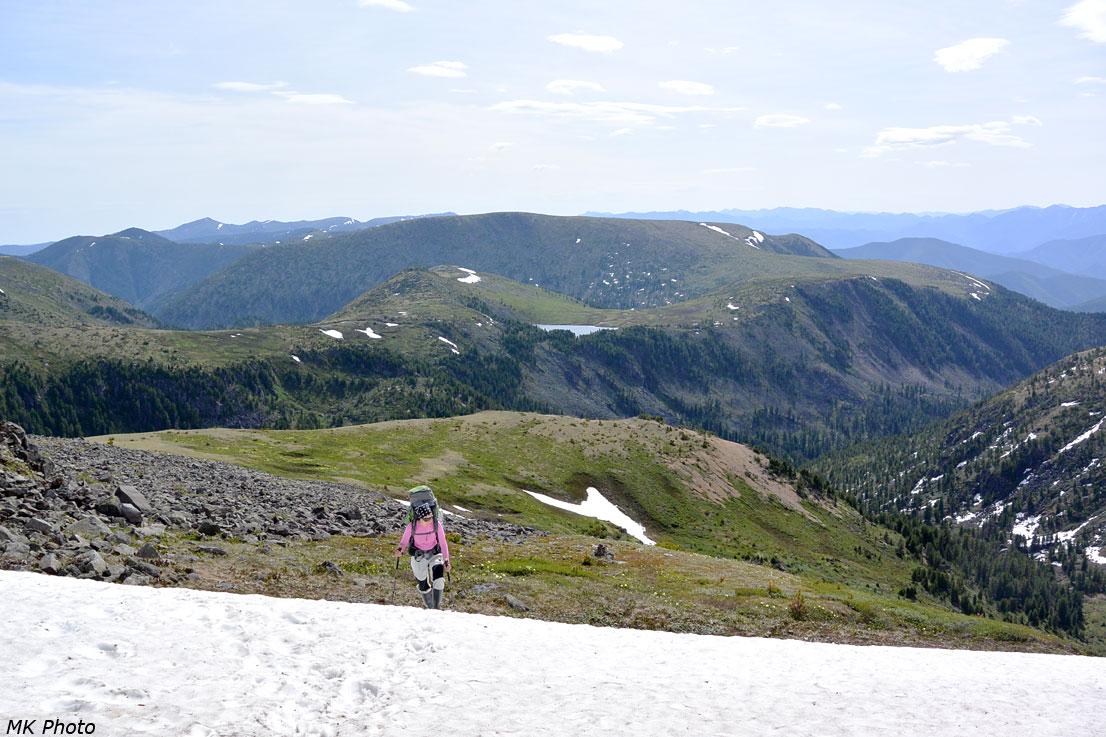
[547,80,607,95]
[408,61,468,78]
[214,82,288,93]
[702,167,754,174]
[533,164,560,171]
[934,38,1010,72]
[610,128,633,136]
[755,114,810,128]
[277,93,354,105]
[863,118,1037,156]
[358,0,415,9]
[490,141,514,152]
[548,33,624,53]
[658,80,714,96]
[358,0,415,10]
[1076,75,1106,83]
[489,99,718,124]
[1012,114,1043,126]
[824,103,842,110]
[1061,0,1106,42]
[917,160,971,168]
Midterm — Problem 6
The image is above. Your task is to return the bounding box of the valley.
[3,210,1106,657]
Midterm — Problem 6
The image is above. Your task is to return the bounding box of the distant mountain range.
[0,212,456,255]
[150,213,836,329]
[585,204,1106,258]
[152,212,456,245]
[834,238,1106,310]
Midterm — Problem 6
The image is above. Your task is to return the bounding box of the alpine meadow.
[3,2,1106,735]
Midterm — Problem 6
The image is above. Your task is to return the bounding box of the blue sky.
[1,0,1104,243]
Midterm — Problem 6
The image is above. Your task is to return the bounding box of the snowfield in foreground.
[1,571,1103,736]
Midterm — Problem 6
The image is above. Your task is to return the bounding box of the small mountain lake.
[534,324,618,336]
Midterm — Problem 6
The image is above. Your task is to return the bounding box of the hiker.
[395,485,451,609]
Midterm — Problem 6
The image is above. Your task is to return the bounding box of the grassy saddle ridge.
[97,411,1088,654]
[0,255,159,329]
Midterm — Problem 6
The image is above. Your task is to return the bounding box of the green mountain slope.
[152,213,839,329]
[94,413,1087,651]
[819,347,1106,569]
[6,264,1106,466]
[0,256,158,328]
[26,228,259,309]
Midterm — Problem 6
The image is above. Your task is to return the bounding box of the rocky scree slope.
[0,422,535,587]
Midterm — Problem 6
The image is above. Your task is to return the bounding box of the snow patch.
[291,355,301,363]
[699,223,738,240]
[1059,417,1105,454]
[355,328,382,339]
[318,329,343,339]
[1012,514,1042,542]
[525,487,655,545]
[2,570,1103,736]
[303,234,313,240]
[456,268,482,285]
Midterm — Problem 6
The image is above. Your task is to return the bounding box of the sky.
[4,570,1104,736]
[1,0,1105,243]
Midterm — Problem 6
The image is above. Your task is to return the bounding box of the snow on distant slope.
[525,486,655,544]
[1,571,1102,737]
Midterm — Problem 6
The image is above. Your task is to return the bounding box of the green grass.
[106,413,919,593]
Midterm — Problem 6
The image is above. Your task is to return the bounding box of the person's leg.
[410,555,435,607]
[429,554,445,609]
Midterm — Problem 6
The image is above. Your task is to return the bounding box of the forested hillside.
[6,266,1106,469]
[26,228,259,309]
[0,256,159,328]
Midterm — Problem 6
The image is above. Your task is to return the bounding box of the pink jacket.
[397,518,450,561]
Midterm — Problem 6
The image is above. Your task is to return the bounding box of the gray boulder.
[115,485,153,514]
[65,517,111,538]
[119,503,144,526]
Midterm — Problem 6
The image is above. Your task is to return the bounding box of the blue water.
[535,324,618,336]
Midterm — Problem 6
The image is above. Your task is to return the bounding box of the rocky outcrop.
[1,422,538,586]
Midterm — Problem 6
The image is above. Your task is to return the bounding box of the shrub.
[788,591,808,620]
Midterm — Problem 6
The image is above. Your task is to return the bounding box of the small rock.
[136,542,161,560]
[79,551,108,576]
[65,517,111,539]
[504,594,531,612]
[26,518,55,535]
[197,521,221,537]
[131,561,162,578]
[119,503,144,526]
[95,498,123,518]
[320,560,343,575]
[194,545,228,556]
[38,553,61,574]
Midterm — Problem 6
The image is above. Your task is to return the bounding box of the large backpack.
[406,485,442,554]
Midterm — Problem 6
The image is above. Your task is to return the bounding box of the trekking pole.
[390,556,400,604]
[447,569,454,609]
